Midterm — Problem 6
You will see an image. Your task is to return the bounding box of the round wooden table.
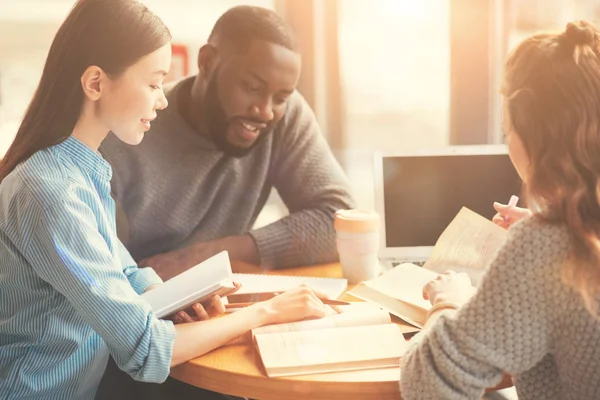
[169,262,418,400]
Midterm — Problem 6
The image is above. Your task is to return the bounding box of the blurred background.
[1,0,599,214]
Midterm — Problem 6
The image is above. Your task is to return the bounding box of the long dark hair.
[0,0,171,181]
[502,21,600,312]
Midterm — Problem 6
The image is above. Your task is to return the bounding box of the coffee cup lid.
[334,209,380,233]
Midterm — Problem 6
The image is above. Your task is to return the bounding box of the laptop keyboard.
[380,259,427,273]
[391,260,426,267]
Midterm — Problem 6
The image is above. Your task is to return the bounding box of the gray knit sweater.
[400,216,600,399]
[100,77,354,268]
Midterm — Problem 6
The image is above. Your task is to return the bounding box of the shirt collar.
[56,136,113,182]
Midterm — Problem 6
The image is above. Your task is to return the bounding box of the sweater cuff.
[250,222,297,269]
[425,301,460,322]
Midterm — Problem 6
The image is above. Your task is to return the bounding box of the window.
[339,0,450,153]
[337,0,450,208]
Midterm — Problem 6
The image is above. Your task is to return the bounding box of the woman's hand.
[253,285,330,325]
[172,295,226,324]
[423,271,476,306]
[172,282,241,324]
[492,202,532,229]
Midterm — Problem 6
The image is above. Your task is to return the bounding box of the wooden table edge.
[170,361,402,400]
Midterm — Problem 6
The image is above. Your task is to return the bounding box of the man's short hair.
[208,6,299,53]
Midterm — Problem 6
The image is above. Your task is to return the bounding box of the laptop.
[374,145,522,270]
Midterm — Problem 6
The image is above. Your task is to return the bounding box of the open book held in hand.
[349,207,508,328]
[422,207,507,286]
[253,303,408,377]
[141,251,237,319]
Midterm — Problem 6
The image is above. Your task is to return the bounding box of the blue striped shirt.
[0,136,176,399]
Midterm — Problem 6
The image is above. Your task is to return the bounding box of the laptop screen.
[382,153,522,248]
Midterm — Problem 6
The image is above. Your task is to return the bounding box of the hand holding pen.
[492,195,532,229]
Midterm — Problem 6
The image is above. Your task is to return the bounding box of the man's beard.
[204,73,271,158]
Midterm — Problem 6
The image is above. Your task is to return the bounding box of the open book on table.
[349,207,508,328]
[253,303,408,378]
[141,251,237,319]
[349,264,438,328]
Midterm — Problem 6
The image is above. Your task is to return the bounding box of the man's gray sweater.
[100,77,354,268]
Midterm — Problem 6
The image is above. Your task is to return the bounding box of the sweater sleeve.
[400,218,565,399]
[249,93,355,268]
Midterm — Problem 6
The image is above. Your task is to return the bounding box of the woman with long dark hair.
[0,1,329,398]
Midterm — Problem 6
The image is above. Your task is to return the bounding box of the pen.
[225,298,350,309]
[504,195,519,224]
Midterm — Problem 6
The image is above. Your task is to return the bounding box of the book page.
[349,283,427,329]
[252,303,390,336]
[255,324,407,377]
[424,207,507,286]
[232,273,347,299]
[364,263,437,310]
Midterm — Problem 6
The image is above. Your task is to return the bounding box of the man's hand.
[138,247,196,281]
[138,235,260,281]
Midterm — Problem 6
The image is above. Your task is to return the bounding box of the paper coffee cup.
[334,209,380,283]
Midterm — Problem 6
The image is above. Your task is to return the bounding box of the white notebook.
[232,273,348,300]
[141,251,237,319]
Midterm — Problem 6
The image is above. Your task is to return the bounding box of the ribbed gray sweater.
[100,77,354,268]
[401,216,600,399]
